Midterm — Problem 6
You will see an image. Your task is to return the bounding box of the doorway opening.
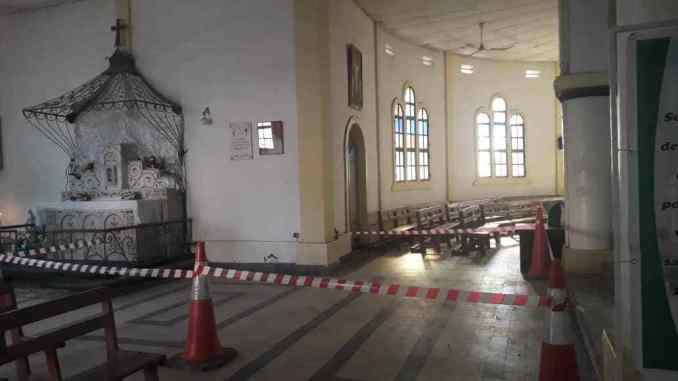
[344,122,368,244]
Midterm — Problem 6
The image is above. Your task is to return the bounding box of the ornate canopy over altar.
[22,46,185,200]
[20,20,187,262]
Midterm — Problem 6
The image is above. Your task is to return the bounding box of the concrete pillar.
[563,97,611,251]
[557,0,612,273]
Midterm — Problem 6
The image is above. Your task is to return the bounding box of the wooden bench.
[459,204,484,227]
[0,282,35,381]
[479,200,509,223]
[444,204,462,229]
[379,207,416,234]
[0,287,165,381]
[415,204,447,229]
[505,201,538,220]
[410,204,448,254]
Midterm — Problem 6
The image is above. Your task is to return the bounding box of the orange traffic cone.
[527,207,550,279]
[546,258,566,299]
[538,268,579,381]
[167,242,237,371]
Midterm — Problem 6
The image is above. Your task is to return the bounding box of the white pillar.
[559,0,612,264]
[564,97,611,250]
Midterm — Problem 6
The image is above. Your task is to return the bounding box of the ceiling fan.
[459,22,515,56]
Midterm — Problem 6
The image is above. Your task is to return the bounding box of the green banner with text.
[637,36,678,370]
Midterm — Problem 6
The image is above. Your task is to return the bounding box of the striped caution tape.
[3,225,518,260]
[3,238,104,258]
[0,253,549,308]
[351,226,516,236]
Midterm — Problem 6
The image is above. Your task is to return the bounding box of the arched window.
[510,114,526,177]
[492,97,508,177]
[476,112,491,178]
[404,87,417,181]
[394,86,431,182]
[476,96,526,178]
[393,102,405,181]
[417,108,430,180]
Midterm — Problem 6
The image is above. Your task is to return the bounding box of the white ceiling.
[0,0,75,15]
[1,0,559,61]
[355,0,559,62]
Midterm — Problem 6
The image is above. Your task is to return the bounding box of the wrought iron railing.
[0,224,39,254]
[1,220,192,265]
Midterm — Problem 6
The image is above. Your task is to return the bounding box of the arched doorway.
[344,122,368,241]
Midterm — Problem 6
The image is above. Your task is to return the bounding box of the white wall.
[0,0,301,264]
[327,0,377,234]
[134,0,300,264]
[0,0,115,225]
[377,29,447,210]
[446,54,558,201]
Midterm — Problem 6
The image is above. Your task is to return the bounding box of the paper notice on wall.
[229,121,253,160]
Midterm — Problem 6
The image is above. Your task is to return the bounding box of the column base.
[601,330,642,381]
[562,247,610,274]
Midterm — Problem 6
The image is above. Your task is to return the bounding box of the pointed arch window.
[404,87,417,181]
[492,97,508,177]
[476,112,491,178]
[394,86,431,183]
[417,108,430,180]
[476,96,526,178]
[510,114,526,177]
[393,102,405,181]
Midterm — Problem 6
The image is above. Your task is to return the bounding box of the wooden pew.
[379,207,416,234]
[415,204,447,229]
[410,204,448,254]
[506,201,538,220]
[479,200,509,223]
[0,287,165,381]
[459,204,484,227]
[0,282,33,381]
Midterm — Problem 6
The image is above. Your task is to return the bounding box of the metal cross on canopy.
[110,18,126,48]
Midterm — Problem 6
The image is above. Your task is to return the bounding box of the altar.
[22,28,187,264]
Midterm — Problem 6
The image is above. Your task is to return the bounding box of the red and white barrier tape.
[3,224,516,259]
[4,238,104,258]
[0,253,549,308]
[351,226,516,236]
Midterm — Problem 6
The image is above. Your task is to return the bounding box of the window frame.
[509,113,527,177]
[475,111,492,178]
[475,96,527,179]
[491,97,508,178]
[404,87,417,181]
[393,100,406,182]
[417,108,431,181]
[393,86,432,184]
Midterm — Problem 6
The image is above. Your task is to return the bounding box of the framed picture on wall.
[347,44,363,110]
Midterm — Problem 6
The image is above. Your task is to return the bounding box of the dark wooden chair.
[0,287,165,381]
[0,282,41,381]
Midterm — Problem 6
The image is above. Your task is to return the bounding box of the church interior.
[0,0,677,380]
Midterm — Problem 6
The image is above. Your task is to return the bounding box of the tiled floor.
[1,239,591,381]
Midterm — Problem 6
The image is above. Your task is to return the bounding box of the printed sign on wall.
[229,121,253,161]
